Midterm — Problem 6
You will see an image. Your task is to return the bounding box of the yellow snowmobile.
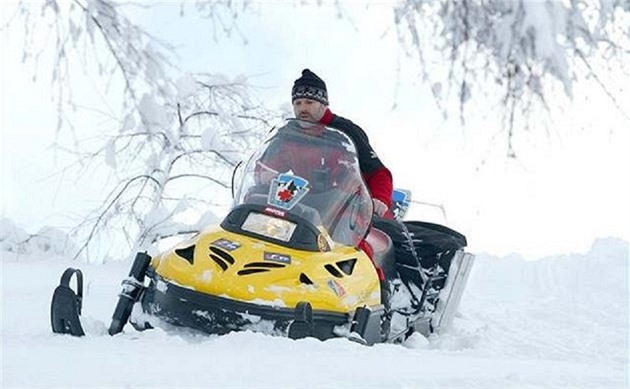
[51,120,474,345]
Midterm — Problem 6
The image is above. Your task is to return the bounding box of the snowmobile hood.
[151,225,381,313]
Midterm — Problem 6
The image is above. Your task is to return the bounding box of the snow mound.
[1,217,79,261]
[460,237,628,378]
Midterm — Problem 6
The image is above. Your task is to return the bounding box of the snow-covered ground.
[1,220,628,388]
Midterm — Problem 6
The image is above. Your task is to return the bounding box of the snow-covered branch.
[66,73,273,261]
[393,0,630,155]
[8,1,277,261]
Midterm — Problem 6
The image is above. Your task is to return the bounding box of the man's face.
[292,98,326,122]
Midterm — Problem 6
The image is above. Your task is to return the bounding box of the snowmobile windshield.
[233,119,373,248]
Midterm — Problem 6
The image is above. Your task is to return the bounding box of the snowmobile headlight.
[242,212,297,242]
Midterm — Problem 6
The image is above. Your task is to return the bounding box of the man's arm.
[364,167,393,209]
[324,113,393,210]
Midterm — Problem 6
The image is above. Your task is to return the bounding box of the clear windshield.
[233,119,373,248]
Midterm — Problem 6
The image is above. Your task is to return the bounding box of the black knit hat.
[292,69,328,105]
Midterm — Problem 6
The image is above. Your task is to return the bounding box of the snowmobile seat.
[365,227,396,279]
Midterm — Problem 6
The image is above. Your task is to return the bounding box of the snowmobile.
[51,119,475,345]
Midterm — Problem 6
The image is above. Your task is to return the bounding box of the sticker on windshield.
[268,174,310,210]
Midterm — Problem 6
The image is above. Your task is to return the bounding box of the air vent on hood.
[299,273,314,285]
[237,261,286,276]
[210,254,228,271]
[237,268,270,275]
[336,258,357,275]
[209,246,235,272]
[175,245,195,265]
[210,247,235,264]
[324,264,343,278]
[244,262,286,269]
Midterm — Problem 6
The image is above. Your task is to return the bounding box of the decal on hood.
[327,279,346,297]
[211,238,241,252]
[264,252,291,264]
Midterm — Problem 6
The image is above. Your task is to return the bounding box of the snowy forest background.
[2,0,629,262]
[1,1,629,388]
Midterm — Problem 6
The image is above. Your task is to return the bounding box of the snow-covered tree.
[393,0,630,156]
[11,0,628,259]
[7,1,273,261]
[69,73,272,261]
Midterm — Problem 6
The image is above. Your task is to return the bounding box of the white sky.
[2,2,629,260]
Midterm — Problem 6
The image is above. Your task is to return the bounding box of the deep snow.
[1,223,628,388]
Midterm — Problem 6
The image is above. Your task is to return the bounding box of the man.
[254,69,394,279]
[290,69,393,218]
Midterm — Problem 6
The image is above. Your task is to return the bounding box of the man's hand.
[372,198,388,217]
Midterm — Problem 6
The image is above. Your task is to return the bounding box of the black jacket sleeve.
[329,115,386,174]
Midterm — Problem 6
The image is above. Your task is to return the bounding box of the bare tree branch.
[575,49,630,123]
[73,174,160,259]
[167,174,229,188]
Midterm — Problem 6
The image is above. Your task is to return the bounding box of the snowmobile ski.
[50,268,85,337]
